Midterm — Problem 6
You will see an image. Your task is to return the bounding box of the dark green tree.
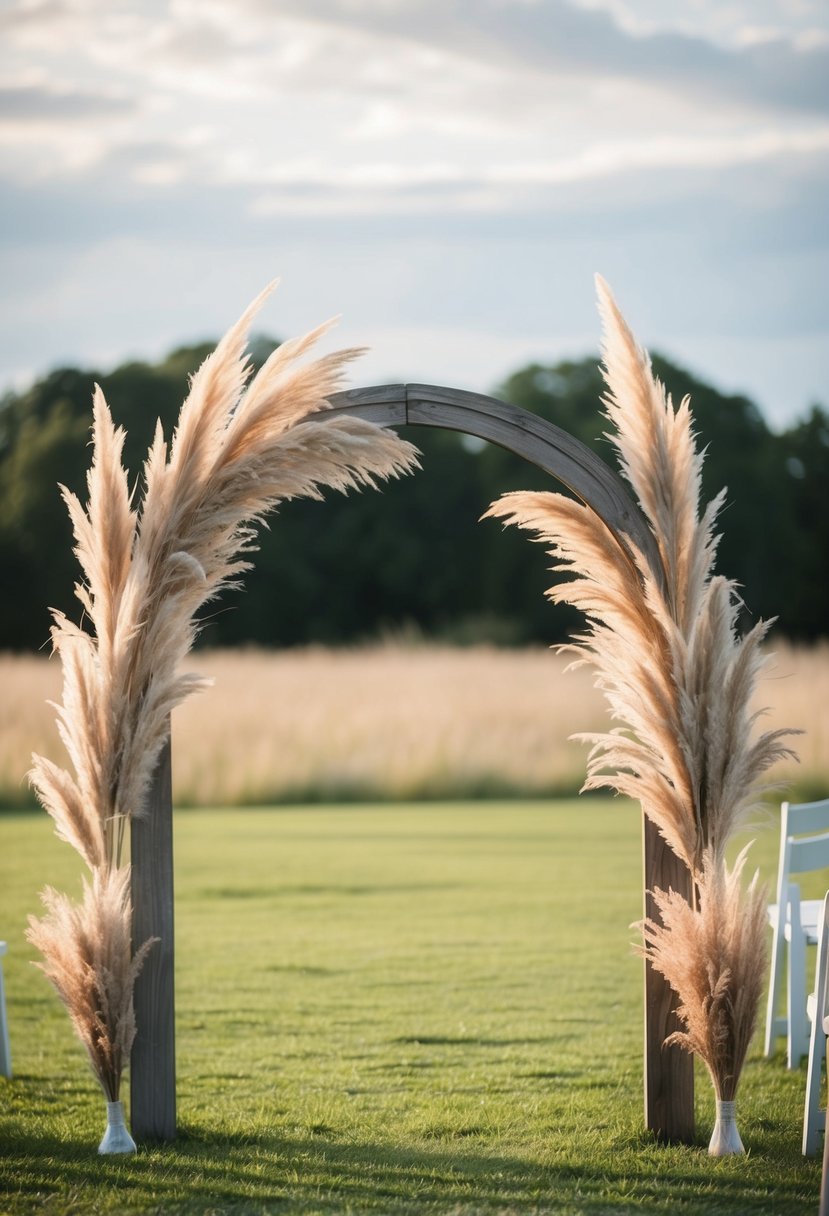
[0,341,824,650]
[777,406,829,639]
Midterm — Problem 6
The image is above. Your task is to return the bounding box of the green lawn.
[0,800,823,1214]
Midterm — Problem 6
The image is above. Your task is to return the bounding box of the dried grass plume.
[486,275,796,873]
[486,275,796,1108]
[27,869,155,1102]
[27,284,419,1101]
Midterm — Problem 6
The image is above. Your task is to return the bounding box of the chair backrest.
[790,833,829,875]
[776,799,829,904]
[785,799,829,843]
[816,892,829,1029]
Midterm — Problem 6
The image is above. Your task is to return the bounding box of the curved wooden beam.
[327,383,662,580]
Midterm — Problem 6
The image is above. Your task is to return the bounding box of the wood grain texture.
[328,384,663,585]
[643,814,695,1143]
[327,384,407,426]
[130,735,176,1142]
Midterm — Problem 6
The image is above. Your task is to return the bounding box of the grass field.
[1,641,826,808]
[0,799,826,1214]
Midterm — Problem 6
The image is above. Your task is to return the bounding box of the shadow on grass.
[0,1119,819,1215]
[194,881,466,901]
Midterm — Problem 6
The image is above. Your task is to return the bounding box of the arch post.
[130,734,176,1142]
[643,817,695,1142]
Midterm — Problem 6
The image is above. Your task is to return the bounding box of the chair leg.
[820,1048,829,1216]
[0,957,11,1079]
[789,926,809,1068]
[765,928,786,1056]
[803,1010,826,1154]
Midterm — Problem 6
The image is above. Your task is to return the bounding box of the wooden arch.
[130,384,694,1147]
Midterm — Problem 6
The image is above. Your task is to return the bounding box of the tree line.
[0,338,826,651]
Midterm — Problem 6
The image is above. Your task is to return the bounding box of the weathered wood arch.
[130,384,694,1149]
[326,383,661,573]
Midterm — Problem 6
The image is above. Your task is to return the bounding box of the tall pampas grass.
[486,276,797,1120]
[27,284,418,1111]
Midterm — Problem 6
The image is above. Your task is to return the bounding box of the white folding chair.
[803,892,829,1155]
[0,941,10,1078]
[764,798,829,1068]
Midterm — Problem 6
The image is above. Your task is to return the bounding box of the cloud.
[211,0,827,116]
[2,124,825,261]
[0,0,74,32]
[0,82,134,122]
[568,0,828,44]
[1,0,827,199]
[241,125,829,217]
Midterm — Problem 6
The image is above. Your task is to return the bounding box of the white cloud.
[0,81,133,121]
[1,0,827,199]
[242,126,829,219]
[568,0,828,49]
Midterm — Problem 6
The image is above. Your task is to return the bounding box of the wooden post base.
[130,736,176,1142]
[643,814,694,1143]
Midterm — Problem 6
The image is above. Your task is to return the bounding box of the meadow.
[1,641,827,808]
[0,800,826,1215]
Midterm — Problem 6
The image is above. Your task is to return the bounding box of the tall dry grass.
[1,640,824,809]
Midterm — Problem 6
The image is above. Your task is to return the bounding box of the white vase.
[708,1098,745,1156]
[98,1099,137,1155]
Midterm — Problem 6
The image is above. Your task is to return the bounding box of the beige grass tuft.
[637,846,767,1101]
[27,286,419,1101]
[27,867,156,1102]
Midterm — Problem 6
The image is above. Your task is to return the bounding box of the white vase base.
[98,1100,137,1155]
[708,1099,745,1156]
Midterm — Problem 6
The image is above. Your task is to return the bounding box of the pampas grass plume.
[486,276,797,873]
[27,286,419,1102]
[486,275,796,1111]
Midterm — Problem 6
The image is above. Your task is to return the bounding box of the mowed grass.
[0,800,823,1214]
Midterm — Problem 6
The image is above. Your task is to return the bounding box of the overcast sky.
[1,0,827,429]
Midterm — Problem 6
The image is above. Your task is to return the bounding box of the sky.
[1,0,827,430]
